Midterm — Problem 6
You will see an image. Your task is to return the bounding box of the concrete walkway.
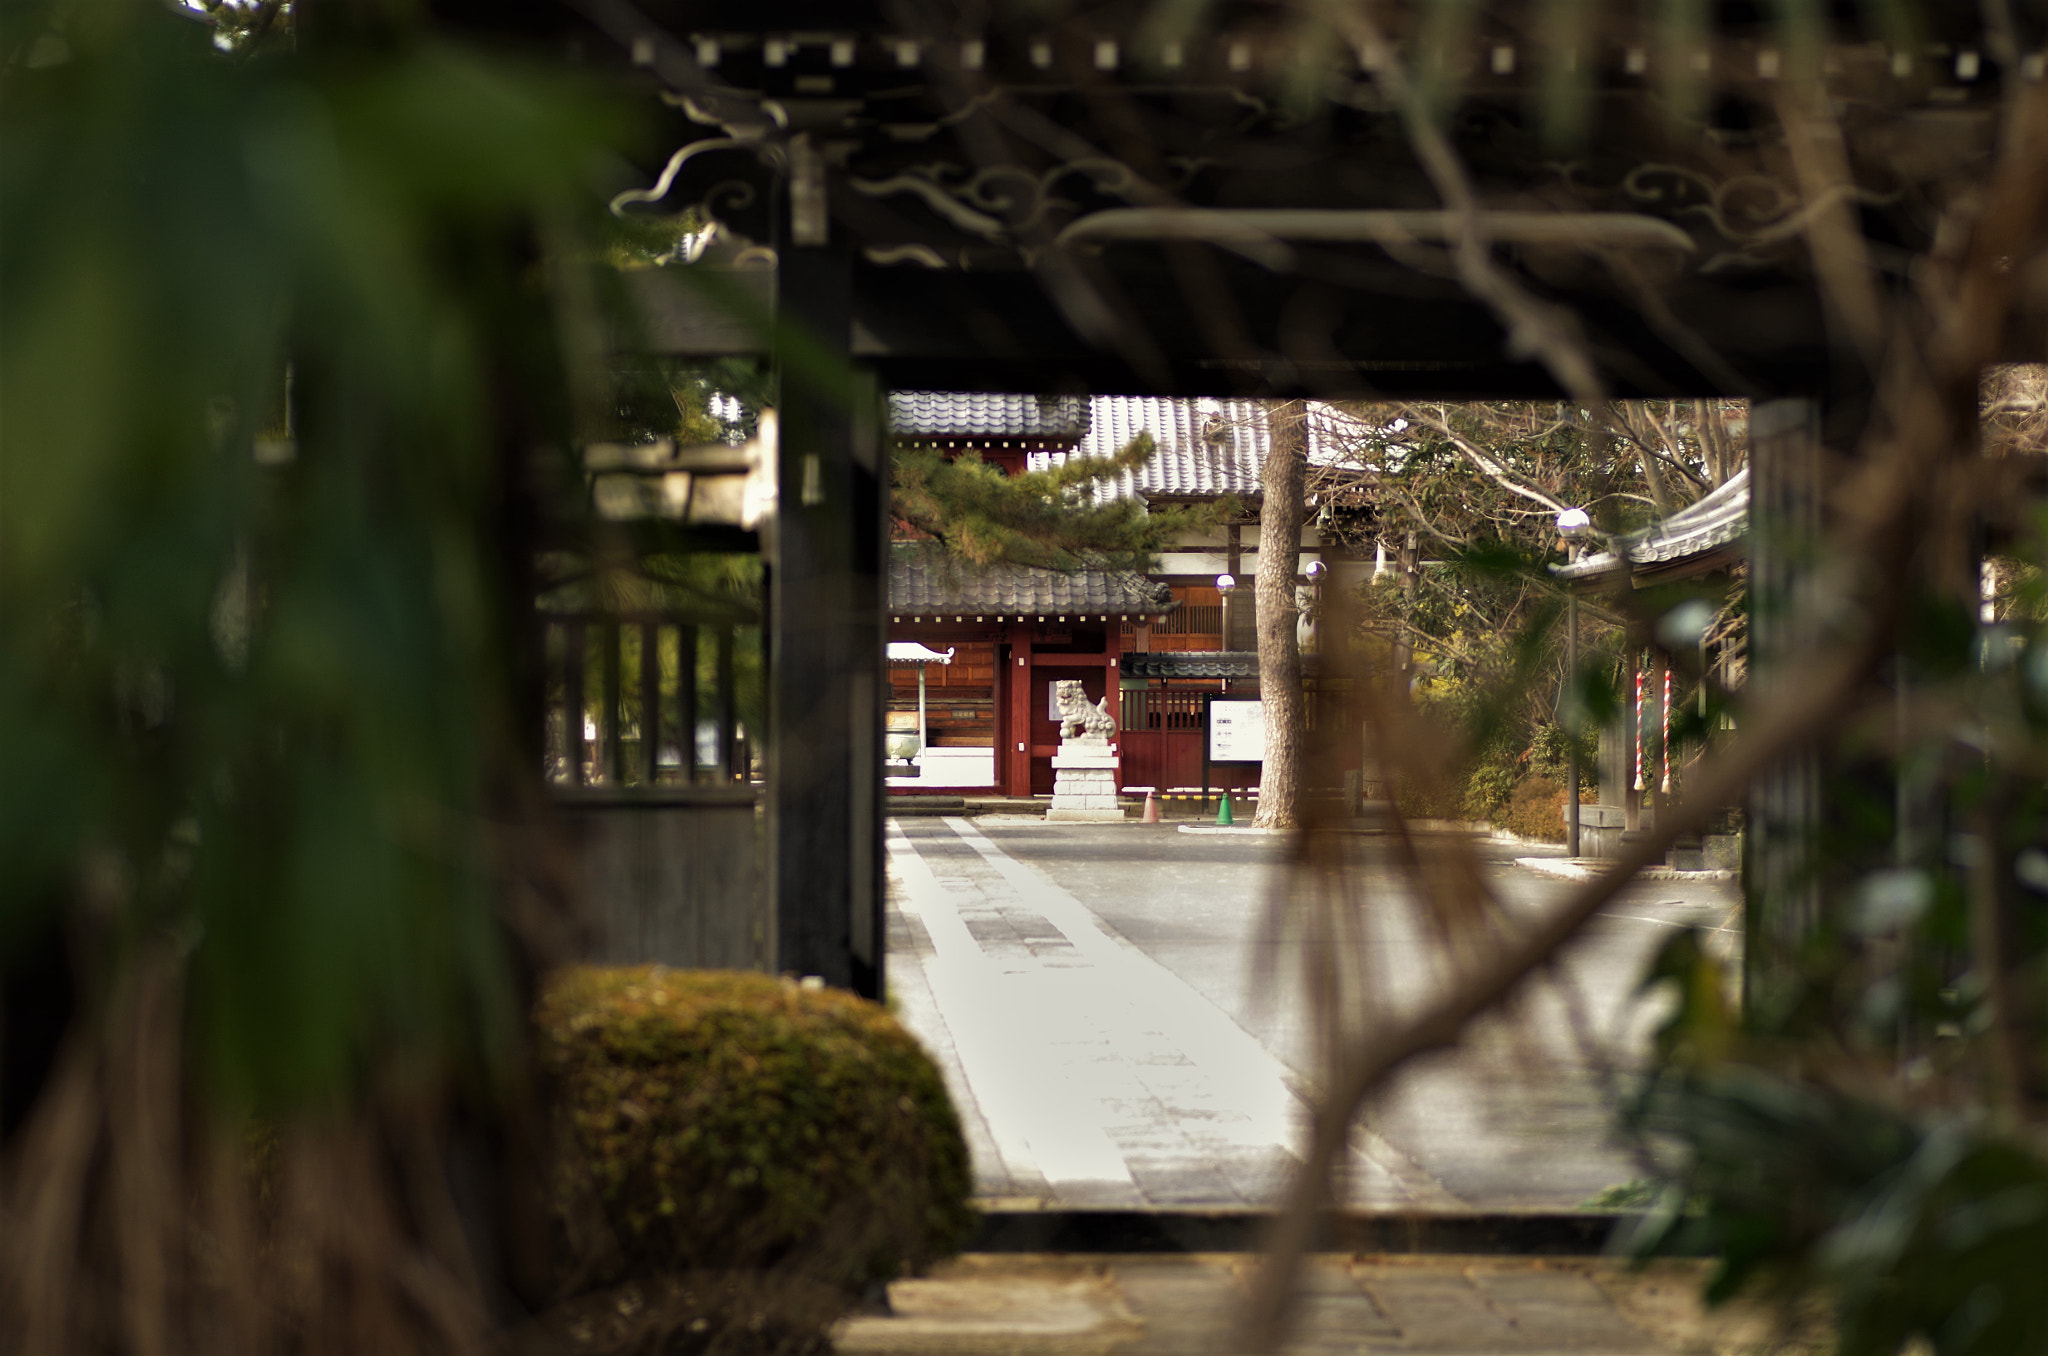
[888,817,1628,1211]
[887,815,1747,1212]
[886,817,1441,1209]
[836,1254,1789,1354]
[873,819,1768,1354]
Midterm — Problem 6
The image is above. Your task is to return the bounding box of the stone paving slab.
[834,1255,1800,1355]
[836,1257,1144,1355]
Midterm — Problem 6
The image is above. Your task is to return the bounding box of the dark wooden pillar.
[769,235,885,998]
[992,638,1009,793]
[1744,397,1824,1014]
[1104,620,1123,727]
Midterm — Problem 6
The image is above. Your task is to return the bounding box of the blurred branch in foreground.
[0,5,630,1349]
[1241,5,2048,1350]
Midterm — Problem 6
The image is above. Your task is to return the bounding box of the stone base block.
[1049,747,1122,821]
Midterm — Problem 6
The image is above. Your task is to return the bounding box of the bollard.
[1216,791,1234,826]
[1142,790,1160,823]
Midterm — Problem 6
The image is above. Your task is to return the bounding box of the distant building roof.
[889,545,1174,617]
[1555,468,1749,583]
[1035,398,1363,503]
[1054,397,1270,499]
[1123,651,1260,680]
[1122,651,1324,680]
[887,642,955,665]
[888,392,1092,442]
[887,394,1368,503]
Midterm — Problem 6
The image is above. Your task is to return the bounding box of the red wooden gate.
[1117,689,1257,794]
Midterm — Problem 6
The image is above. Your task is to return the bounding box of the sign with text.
[1207,699,1265,762]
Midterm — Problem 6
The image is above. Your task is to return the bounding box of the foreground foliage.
[0,5,639,1350]
[1628,937,2048,1356]
[537,967,974,1308]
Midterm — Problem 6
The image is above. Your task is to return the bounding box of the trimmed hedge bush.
[536,966,974,1301]
[1497,776,1567,842]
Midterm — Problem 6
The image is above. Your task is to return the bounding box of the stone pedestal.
[1569,802,1629,859]
[1047,737,1124,822]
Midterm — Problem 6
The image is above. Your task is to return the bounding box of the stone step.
[832,1254,1785,1355]
[887,797,969,817]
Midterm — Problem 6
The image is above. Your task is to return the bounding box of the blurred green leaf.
[1,6,631,1109]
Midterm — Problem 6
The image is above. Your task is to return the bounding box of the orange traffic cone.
[1142,790,1161,823]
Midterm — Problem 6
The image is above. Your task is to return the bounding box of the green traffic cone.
[1216,791,1234,826]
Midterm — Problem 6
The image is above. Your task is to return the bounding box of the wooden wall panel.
[562,793,767,972]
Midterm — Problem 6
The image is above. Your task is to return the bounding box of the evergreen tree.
[891,431,1220,574]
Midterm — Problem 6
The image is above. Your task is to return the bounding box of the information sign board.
[1207,699,1264,762]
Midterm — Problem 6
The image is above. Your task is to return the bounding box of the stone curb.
[1515,856,1737,883]
[1174,825,1276,836]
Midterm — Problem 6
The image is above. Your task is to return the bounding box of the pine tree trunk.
[1255,402,1307,828]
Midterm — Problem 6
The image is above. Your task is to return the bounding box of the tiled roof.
[1049,398,1270,500]
[1033,398,1367,503]
[886,642,955,665]
[1555,468,1749,581]
[1122,651,1324,679]
[888,392,1092,441]
[887,393,1374,503]
[889,545,1173,617]
[1123,651,1260,679]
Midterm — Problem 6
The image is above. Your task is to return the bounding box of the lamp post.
[1556,508,1593,858]
[1301,559,1326,654]
[1217,571,1237,663]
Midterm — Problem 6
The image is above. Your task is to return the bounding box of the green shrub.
[1497,776,1568,842]
[536,966,974,1302]
[1461,762,1519,822]
[1525,722,1596,790]
[1393,775,1465,821]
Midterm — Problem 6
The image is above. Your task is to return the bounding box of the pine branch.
[890,432,1221,573]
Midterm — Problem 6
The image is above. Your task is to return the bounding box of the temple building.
[886,392,1341,799]
[1554,470,1750,860]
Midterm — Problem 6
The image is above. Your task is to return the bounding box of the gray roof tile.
[888,392,1091,441]
[1034,398,1364,503]
[1123,651,1260,679]
[888,393,1371,503]
[1048,397,1270,500]
[1122,651,1323,679]
[889,545,1173,616]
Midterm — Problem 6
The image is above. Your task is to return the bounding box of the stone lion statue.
[1054,679,1116,741]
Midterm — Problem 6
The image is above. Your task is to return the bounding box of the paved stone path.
[836,1254,1778,1354]
[886,817,1454,1210]
[888,815,1745,1212]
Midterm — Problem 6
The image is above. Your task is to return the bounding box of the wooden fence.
[541,613,754,788]
[543,612,766,971]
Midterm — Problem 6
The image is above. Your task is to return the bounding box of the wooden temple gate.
[430,0,2048,996]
